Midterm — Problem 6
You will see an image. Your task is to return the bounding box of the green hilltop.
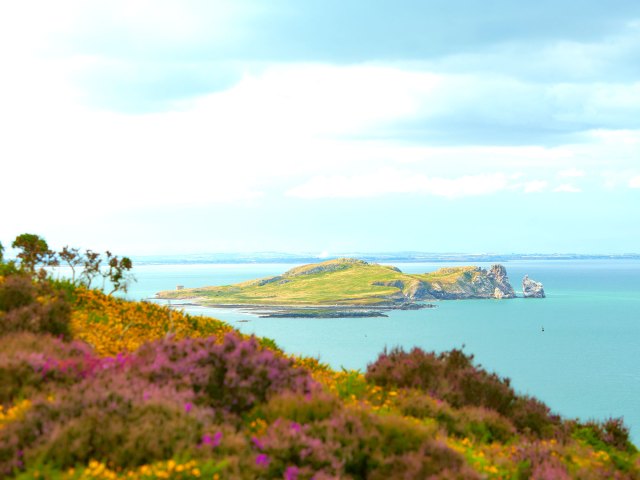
[156,258,517,306]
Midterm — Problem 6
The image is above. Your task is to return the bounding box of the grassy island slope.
[156,258,517,306]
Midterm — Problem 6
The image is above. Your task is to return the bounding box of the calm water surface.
[125,260,640,442]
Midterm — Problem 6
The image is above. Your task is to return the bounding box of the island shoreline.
[151,298,437,318]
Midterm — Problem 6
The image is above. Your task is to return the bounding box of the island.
[156,258,524,317]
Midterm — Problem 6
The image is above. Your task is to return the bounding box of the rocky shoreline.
[156,299,437,318]
[254,302,437,318]
[258,309,389,318]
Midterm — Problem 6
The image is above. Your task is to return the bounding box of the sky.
[1,0,639,255]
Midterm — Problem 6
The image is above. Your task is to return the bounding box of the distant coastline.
[132,252,640,265]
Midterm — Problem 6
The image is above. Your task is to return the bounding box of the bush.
[246,417,341,477]
[29,400,203,468]
[249,406,478,479]
[370,441,481,480]
[514,443,571,480]
[366,347,515,413]
[0,331,319,476]
[594,418,636,454]
[70,288,233,355]
[259,391,341,425]
[0,274,71,339]
[394,389,516,443]
[573,417,638,461]
[130,332,317,415]
[0,332,96,404]
[456,406,517,443]
[366,346,443,391]
[0,261,18,277]
[366,347,560,437]
[0,371,205,475]
[510,395,561,438]
[393,389,459,431]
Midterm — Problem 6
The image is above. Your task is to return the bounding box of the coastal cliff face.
[411,264,516,300]
[522,275,545,298]
[157,258,520,306]
[488,264,516,299]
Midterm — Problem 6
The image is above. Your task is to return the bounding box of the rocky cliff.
[409,264,516,300]
[522,275,545,298]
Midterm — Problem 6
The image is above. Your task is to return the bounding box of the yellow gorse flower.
[0,399,31,429]
[65,459,214,479]
[70,289,233,355]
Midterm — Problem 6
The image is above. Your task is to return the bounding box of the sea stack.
[522,275,545,298]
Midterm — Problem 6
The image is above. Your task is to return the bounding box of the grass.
[415,266,482,285]
[156,258,487,306]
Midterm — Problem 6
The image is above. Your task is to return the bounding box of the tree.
[79,249,101,289]
[11,233,56,274]
[0,241,19,276]
[104,252,134,295]
[59,246,82,284]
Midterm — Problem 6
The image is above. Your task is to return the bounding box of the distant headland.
[135,252,640,265]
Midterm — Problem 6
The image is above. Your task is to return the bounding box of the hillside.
[1,239,638,479]
[156,258,517,306]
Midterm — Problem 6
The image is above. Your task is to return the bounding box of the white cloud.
[185,63,443,137]
[558,168,586,177]
[1,52,639,233]
[523,180,548,193]
[0,1,251,58]
[0,62,566,222]
[554,184,582,193]
[286,170,513,199]
[629,176,640,188]
[588,128,640,144]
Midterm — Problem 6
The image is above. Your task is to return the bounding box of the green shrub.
[366,347,561,438]
[394,389,516,443]
[0,376,205,474]
[249,405,478,479]
[334,369,369,400]
[514,443,571,480]
[366,347,515,413]
[0,332,94,404]
[573,418,638,473]
[456,406,516,443]
[258,391,341,424]
[0,274,71,339]
[30,401,203,468]
[130,333,317,415]
[0,261,18,277]
[0,274,35,312]
[509,395,561,438]
[257,336,282,353]
[394,389,458,430]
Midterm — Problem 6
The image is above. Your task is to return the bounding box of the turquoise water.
[125,260,640,443]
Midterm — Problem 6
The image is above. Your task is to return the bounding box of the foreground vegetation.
[1,236,639,478]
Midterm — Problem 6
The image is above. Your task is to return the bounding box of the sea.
[123,260,639,443]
